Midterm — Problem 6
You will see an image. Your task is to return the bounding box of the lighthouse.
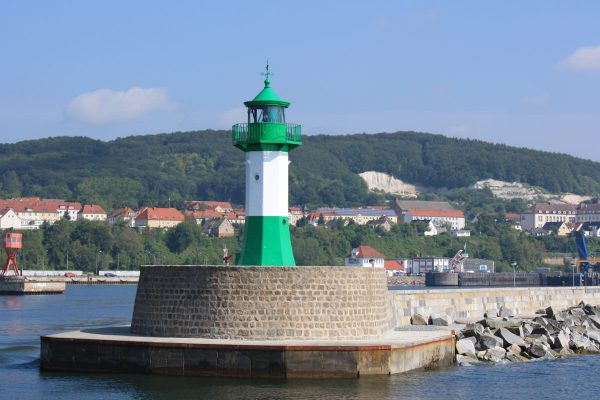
[232,65,302,266]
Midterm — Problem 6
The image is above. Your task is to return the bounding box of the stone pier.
[40,265,455,378]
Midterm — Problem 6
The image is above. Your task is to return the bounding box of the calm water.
[1,285,600,400]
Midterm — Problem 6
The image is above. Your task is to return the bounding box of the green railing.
[232,123,302,146]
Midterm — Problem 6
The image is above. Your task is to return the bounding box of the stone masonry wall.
[389,287,600,326]
[131,265,390,340]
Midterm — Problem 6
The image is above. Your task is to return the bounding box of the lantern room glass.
[248,106,286,124]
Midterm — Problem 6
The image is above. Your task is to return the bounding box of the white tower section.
[245,151,289,217]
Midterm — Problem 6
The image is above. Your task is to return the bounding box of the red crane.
[2,232,23,276]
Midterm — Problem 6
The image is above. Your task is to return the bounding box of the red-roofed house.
[186,201,233,213]
[186,210,224,225]
[108,207,137,226]
[384,259,407,276]
[0,197,83,228]
[344,245,385,268]
[403,209,465,230]
[78,204,107,221]
[135,207,185,229]
[227,210,246,225]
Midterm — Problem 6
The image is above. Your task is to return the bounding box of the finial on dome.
[261,61,272,87]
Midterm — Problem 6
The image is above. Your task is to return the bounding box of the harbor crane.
[450,243,469,272]
[574,230,600,275]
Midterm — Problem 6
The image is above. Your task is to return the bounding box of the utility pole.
[511,262,517,287]
[96,250,102,276]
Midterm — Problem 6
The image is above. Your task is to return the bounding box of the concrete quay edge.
[40,326,455,378]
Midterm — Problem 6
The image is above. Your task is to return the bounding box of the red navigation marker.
[2,232,23,276]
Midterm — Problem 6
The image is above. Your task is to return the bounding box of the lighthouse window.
[254,174,260,181]
[258,107,285,123]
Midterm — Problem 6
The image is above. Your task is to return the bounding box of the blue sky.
[2,1,600,161]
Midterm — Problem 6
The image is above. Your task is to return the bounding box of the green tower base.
[237,216,296,266]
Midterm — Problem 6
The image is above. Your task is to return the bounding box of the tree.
[43,219,73,268]
[166,221,201,253]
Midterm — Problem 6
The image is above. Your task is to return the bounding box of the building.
[310,207,398,226]
[228,210,246,225]
[521,203,577,230]
[0,208,22,230]
[463,258,495,273]
[186,201,233,213]
[288,207,304,226]
[78,204,107,221]
[394,200,465,230]
[384,259,407,276]
[577,203,600,224]
[448,229,471,237]
[423,220,441,236]
[367,216,395,232]
[0,197,83,229]
[344,245,385,268]
[542,221,571,236]
[135,207,185,229]
[408,257,451,274]
[394,199,454,212]
[186,209,224,225]
[107,207,137,226]
[202,217,235,237]
[581,222,600,237]
[404,209,465,230]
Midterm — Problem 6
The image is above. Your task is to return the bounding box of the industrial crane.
[450,244,469,272]
[574,230,600,282]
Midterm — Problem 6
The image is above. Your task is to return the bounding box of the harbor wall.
[131,265,390,340]
[425,272,542,286]
[0,279,65,294]
[389,286,600,326]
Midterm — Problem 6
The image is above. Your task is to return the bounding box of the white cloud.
[220,107,246,127]
[560,46,600,72]
[65,87,173,123]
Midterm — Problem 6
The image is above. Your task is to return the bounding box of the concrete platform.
[0,278,65,295]
[40,326,455,378]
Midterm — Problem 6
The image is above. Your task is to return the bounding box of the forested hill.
[0,130,599,210]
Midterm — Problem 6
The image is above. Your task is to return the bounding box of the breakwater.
[0,277,65,294]
[454,302,600,364]
[389,286,600,326]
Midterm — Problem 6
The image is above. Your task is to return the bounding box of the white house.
[344,245,385,268]
[521,203,577,230]
[78,204,107,221]
[108,207,137,226]
[409,257,451,274]
[0,208,22,230]
[577,203,600,224]
[395,200,465,230]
